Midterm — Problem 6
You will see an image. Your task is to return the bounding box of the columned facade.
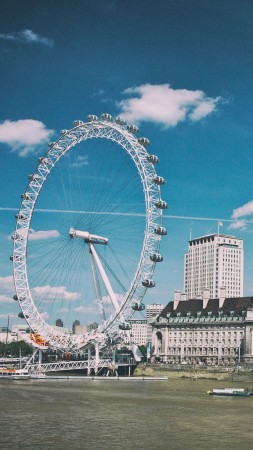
[151,295,253,365]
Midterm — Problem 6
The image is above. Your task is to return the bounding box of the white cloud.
[0,275,14,291]
[70,155,88,169]
[0,294,13,303]
[0,119,54,156]
[229,220,248,230]
[232,200,253,220]
[32,285,80,301]
[39,311,50,320]
[74,306,98,314]
[0,29,54,47]
[118,84,221,127]
[28,229,60,240]
[0,313,17,319]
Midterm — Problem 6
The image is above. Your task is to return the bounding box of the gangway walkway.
[26,358,136,375]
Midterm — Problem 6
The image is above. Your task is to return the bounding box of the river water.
[0,378,253,450]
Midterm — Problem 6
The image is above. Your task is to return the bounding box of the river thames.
[1,378,253,450]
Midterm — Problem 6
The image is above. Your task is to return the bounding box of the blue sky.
[1,0,253,329]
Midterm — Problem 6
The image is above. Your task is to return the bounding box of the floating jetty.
[41,376,168,381]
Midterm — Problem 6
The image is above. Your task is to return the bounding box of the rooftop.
[159,297,253,319]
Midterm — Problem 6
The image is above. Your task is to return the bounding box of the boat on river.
[207,388,252,397]
[0,366,30,380]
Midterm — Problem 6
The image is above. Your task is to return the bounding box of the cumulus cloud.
[39,311,50,320]
[70,155,89,169]
[229,220,248,231]
[0,313,17,319]
[0,294,13,303]
[32,285,81,301]
[0,29,54,47]
[118,84,221,127]
[74,306,98,314]
[229,200,253,230]
[28,229,60,240]
[232,200,253,220]
[0,119,54,156]
[0,275,14,291]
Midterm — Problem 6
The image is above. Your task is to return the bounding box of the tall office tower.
[184,234,244,299]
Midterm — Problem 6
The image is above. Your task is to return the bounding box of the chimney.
[181,292,187,301]
[203,288,210,309]
[173,290,180,310]
[219,286,226,309]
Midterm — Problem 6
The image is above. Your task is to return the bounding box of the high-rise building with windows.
[184,234,243,299]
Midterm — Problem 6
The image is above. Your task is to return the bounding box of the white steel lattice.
[12,118,166,350]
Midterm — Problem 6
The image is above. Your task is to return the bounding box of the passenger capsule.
[73,120,84,126]
[29,174,41,182]
[155,226,167,236]
[101,113,113,121]
[48,142,55,148]
[153,176,165,185]
[127,124,139,134]
[142,279,155,288]
[132,302,145,311]
[11,232,22,240]
[38,157,48,164]
[15,213,26,220]
[147,154,159,164]
[155,200,168,210]
[138,137,150,147]
[18,312,25,319]
[119,322,131,331]
[60,129,68,135]
[87,115,98,122]
[10,255,21,262]
[150,253,163,262]
[115,116,127,125]
[13,294,18,301]
[21,193,30,200]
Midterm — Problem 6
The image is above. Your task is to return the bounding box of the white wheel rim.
[12,118,164,350]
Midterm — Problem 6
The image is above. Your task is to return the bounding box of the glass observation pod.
[28,174,42,182]
[101,113,113,121]
[115,116,127,125]
[142,279,156,288]
[155,200,168,210]
[147,154,159,164]
[13,294,18,301]
[73,120,84,126]
[18,312,25,319]
[119,322,131,331]
[138,137,150,147]
[60,129,69,135]
[132,302,145,311]
[15,213,26,220]
[38,157,48,164]
[11,232,22,240]
[87,114,98,121]
[48,142,55,148]
[21,193,32,200]
[10,255,22,262]
[150,253,163,262]
[127,124,139,134]
[154,226,167,236]
[153,176,165,185]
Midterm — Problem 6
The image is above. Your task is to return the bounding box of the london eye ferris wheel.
[11,114,167,351]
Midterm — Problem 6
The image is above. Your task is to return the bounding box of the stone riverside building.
[151,289,253,365]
